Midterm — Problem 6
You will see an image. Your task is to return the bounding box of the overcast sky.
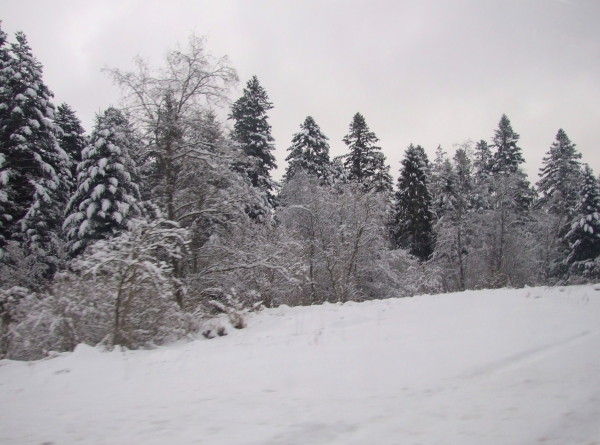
[3,0,600,181]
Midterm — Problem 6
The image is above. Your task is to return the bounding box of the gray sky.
[3,0,600,181]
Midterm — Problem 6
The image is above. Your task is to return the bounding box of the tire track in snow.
[458,330,595,380]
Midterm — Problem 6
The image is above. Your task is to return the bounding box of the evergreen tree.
[391,144,434,260]
[431,147,474,291]
[54,103,87,186]
[342,113,392,193]
[328,155,350,186]
[0,30,71,259]
[0,24,13,246]
[63,107,141,256]
[229,76,277,198]
[487,115,535,212]
[284,116,330,181]
[490,114,524,174]
[565,165,600,277]
[453,147,474,210]
[428,146,456,218]
[473,140,493,178]
[428,145,447,196]
[537,129,582,218]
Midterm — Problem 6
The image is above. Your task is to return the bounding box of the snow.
[1,285,600,444]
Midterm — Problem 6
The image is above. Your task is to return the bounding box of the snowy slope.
[1,285,600,445]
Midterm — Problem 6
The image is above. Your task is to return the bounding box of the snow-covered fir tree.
[565,164,600,278]
[391,144,434,260]
[428,146,456,218]
[490,114,525,174]
[284,116,330,181]
[537,129,582,219]
[63,107,141,256]
[428,145,447,198]
[487,115,535,212]
[342,113,392,193]
[328,155,350,185]
[0,30,71,266]
[229,76,277,201]
[0,25,13,246]
[473,140,493,178]
[54,103,87,189]
[453,147,473,203]
[431,146,475,291]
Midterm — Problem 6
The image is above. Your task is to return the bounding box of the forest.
[1,28,599,360]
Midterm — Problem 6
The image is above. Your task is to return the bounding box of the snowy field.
[1,285,600,445]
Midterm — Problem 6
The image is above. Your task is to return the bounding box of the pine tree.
[473,140,493,178]
[342,113,392,193]
[0,24,13,246]
[54,103,87,186]
[537,129,582,218]
[428,145,456,218]
[229,76,277,198]
[0,30,71,259]
[391,144,434,260]
[431,147,474,291]
[490,114,524,174]
[565,165,600,277]
[452,147,474,218]
[488,114,535,212]
[284,116,330,181]
[63,107,141,256]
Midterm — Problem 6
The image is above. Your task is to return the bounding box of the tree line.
[1,27,599,359]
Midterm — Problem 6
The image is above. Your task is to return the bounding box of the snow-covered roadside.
[1,285,599,445]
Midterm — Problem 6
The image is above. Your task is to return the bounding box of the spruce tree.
[431,147,474,291]
[428,146,456,218]
[391,144,434,260]
[487,115,534,212]
[63,107,141,255]
[565,165,600,277]
[0,24,13,245]
[454,147,473,211]
[284,116,330,181]
[490,114,524,174]
[229,76,277,198]
[54,103,87,187]
[473,140,493,178]
[537,129,582,218]
[342,113,392,193]
[0,31,71,259]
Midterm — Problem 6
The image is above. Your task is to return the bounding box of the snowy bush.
[184,221,303,313]
[72,218,189,347]
[1,218,192,359]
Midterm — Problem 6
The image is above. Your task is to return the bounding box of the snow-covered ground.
[1,285,600,445]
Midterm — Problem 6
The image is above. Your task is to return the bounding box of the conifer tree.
[54,103,87,186]
[431,146,474,291]
[0,30,71,259]
[229,76,277,198]
[537,129,582,219]
[565,165,600,277]
[0,24,13,245]
[473,140,493,178]
[63,107,141,256]
[284,116,330,181]
[490,114,524,174]
[391,144,434,260]
[428,146,456,218]
[342,113,392,193]
[487,115,534,212]
[454,148,473,201]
